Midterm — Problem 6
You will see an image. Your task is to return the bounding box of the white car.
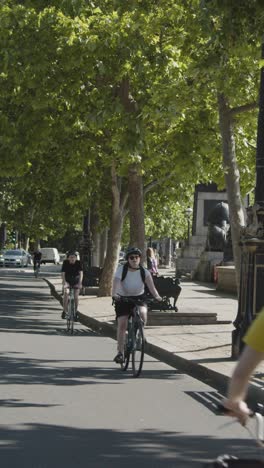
[119,251,126,265]
[40,248,60,264]
[4,249,30,267]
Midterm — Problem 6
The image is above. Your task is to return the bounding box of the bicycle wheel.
[66,304,71,333]
[69,297,75,335]
[132,319,145,377]
[66,297,74,334]
[122,332,131,371]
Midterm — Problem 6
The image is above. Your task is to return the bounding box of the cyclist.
[112,247,162,364]
[61,251,83,321]
[33,249,42,272]
[222,306,264,425]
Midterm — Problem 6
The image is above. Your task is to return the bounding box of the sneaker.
[61,311,66,319]
[113,352,124,364]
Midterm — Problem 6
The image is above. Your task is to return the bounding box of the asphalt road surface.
[0,266,260,467]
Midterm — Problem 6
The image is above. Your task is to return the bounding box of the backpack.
[121,263,146,283]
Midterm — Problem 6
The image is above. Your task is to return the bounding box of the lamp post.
[80,209,93,286]
[185,207,193,245]
[231,43,264,358]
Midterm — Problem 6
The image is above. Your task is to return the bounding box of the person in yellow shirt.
[222,306,264,425]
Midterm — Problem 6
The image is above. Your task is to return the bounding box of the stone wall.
[216,266,237,294]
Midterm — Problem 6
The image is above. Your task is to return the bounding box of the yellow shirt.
[243,306,264,353]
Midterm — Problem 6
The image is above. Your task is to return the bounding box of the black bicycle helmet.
[125,247,142,260]
[67,250,78,258]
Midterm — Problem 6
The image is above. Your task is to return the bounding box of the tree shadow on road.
[0,424,259,468]
[0,276,68,335]
[0,352,183,386]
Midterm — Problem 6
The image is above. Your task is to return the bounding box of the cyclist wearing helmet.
[112,247,162,364]
[61,251,83,320]
[33,248,42,271]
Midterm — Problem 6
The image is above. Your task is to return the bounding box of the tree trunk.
[91,206,100,267]
[0,223,6,249]
[99,229,108,267]
[218,93,245,291]
[98,163,128,296]
[128,165,146,262]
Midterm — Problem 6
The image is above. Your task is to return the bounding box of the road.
[0,266,260,467]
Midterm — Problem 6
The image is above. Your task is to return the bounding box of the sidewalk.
[46,270,264,403]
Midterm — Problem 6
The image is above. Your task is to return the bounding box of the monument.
[176,183,228,278]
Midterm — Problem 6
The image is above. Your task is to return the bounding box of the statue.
[206,202,230,252]
[241,204,264,240]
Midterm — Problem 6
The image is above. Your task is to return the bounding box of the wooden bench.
[148,276,182,312]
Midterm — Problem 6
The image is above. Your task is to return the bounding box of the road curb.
[45,278,264,405]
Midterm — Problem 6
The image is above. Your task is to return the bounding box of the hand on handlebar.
[113,294,121,302]
[219,400,252,426]
[156,295,162,302]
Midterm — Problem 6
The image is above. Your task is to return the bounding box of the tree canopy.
[0,0,262,250]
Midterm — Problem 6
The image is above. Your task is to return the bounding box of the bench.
[82,267,103,287]
[148,276,182,312]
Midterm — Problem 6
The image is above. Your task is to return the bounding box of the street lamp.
[80,209,94,286]
[231,42,264,358]
[185,207,193,245]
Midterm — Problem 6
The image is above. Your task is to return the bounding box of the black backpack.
[121,263,146,283]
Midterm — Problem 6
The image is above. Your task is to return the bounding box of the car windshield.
[5,250,23,256]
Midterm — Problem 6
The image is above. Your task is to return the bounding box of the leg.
[63,288,69,313]
[116,315,128,354]
[139,305,148,325]
[74,288,80,311]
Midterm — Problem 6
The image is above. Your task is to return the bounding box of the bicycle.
[66,285,76,335]
[115,296,153,378]
[33,261,40,278]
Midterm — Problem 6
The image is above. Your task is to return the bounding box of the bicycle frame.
[34,262,40,278]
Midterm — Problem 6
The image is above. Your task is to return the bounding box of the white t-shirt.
[114,265,151,296]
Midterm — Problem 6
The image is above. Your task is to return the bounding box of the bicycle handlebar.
[217,403,264,445]
[217,403,254,417]
[112,295,156,305]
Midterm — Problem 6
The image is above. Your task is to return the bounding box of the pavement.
[45,267,264,404]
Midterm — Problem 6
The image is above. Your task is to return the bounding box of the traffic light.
[10,230,17,247]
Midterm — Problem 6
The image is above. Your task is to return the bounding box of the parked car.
[0,250,5,267]
[119,250,126,265]
[40,247,60,264]
[4,249,30,267]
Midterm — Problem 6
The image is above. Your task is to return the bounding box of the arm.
[61,261,66,286]
[145,274,162,301]
[61,271,66,287]
[78,270,83,288]
[222,345,264,424]
[112,276,121,299]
